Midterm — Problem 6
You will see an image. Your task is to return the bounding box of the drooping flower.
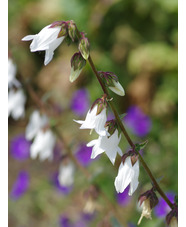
[99,71,125,96]
[10,171,30,200]
[8,89,26,120]
[87,129,122,165]
[10,134,31,161]
[114,156,139,195]
[58,161,75,187]
[116,185,131,206]
[75,143,93,167]
[8,58,20,88]
[124,106,152,137]
[74,99,108,137]
[154,192,175,218]
[25,110,48,141]
[22,23,66,65]
[137,188,159,225]
[30,129,56,161]
[71,89,90,117]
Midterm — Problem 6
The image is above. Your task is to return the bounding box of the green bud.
[78,35,90,60]
[68,20,77,42]
[70,52,86,82]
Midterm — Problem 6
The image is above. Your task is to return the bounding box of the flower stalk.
[74,25,174,210]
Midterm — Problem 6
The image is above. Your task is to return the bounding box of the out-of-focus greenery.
[8,0,177,226]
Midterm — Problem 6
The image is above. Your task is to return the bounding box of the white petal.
[22,35,35,41]
[114,157,134,193]
[44,49,54,65]
[87,139,97,147]
[128,160,139,196]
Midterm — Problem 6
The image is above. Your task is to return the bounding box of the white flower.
[87,129,122,165]
[30,129,56,161]
[22,25,65,65]
[25,110,48,141]
[8,58,20,88]
[137,199,152,225]
[109,80,125,96]
[58,161,75,187]
[8,89,26,120]
[114,156,139,195]
[74,105,108,136]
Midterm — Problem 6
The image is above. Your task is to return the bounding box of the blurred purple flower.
[10,171,30,200]
[75,143,93,167]
[154,192,175,218]
[59,215,73,227]
[51,172,73,195]
[116,185,131,206]
[124,106,152,137]
[10,134,31,161]
[128,223,137,227]
[71,89,90,116]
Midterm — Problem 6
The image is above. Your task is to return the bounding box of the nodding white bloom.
[25,110,48,141]
[22,24,65,65]
[87,129,122,165]
[74,105,108,136]
[8,58,20,88]
[8,89,26,120]
[138,199,152,225]
[109,80,125,96]
[58,161,75,187]
[114,156,139,195]
[169,217,178,227]
[30,129,56,161]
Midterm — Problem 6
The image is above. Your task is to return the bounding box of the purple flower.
[59,215,73,227]
[51,172,73,195]
[75,143,93,167]
[124,106,152,137]
[71,89,90,116]
[154,192,175,218]
[10,171,30,200]
[116,185,131,206]
[10,134,31,161]
[128,223,137,227]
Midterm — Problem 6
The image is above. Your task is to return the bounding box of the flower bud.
[78,33,90,60]
[68,20,77,42]
[138,188,159,225]
[98,71,125,96]
[166,204,178,227]
[70,52,86,82]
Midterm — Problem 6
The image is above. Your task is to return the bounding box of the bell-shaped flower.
[87,129,122,165]
[114,156,139,195]
[25,110,48,141]
[74,104,108,136]
[22,24,65,65]
[8,89,26,120]
[58,161,75,187]
[30,129,56,161]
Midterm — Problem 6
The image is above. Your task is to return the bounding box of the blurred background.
[8,0,178,226]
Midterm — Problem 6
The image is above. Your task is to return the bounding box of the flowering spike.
[78,33,90,60]
[70,52,86,82]
[99,71,125,96]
